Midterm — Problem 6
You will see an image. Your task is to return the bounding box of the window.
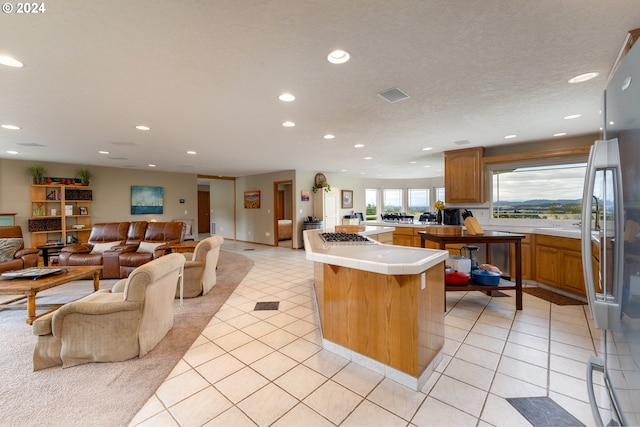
[365,189,378,220]
[383,189,403,213]
[492,161,587,220]
[407,189,429,215]
[434,187,445,208]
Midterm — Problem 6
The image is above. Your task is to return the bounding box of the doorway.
[197,190,210,234]
[274,180,293,248]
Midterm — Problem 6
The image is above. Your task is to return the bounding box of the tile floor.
[129,240,605,427]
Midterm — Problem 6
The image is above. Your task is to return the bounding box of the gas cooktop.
[320,232,374,245]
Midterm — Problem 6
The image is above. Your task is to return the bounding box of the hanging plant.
[312,172,331,193]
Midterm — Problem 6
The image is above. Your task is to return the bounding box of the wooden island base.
[314,263,445,389]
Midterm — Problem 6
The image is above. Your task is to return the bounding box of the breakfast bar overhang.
[303,228,449,390]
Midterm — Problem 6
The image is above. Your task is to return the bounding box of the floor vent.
[254,301,280,311]
[377,87,410,103]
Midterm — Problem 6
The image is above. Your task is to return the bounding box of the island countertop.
[303,228,449,275]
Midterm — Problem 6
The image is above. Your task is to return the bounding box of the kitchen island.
[303,228,449,390]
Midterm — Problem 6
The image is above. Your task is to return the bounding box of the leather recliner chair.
[0,226,39,274]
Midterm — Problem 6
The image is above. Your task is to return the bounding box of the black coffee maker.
[443,208,460,225]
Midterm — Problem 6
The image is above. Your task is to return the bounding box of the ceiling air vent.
[454,140,471,146]
[16,143,45,147]
[377,87,410,103]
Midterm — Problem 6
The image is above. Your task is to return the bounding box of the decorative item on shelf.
[33,203,45,216]
[28,217,62,232]
[79,206,88,215]
[312,173,331,193]
[27,165,46,184]
[65,205,73,216]
[65,188,92,200]
[434,200,445,224]
[76,168,93,186]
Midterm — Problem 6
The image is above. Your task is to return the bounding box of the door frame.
[273,180,293,247]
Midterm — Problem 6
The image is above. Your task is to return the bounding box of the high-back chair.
[178,235,224,298]
[33,253,185,370]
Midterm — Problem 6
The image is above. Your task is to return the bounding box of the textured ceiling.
[1,1,639,179]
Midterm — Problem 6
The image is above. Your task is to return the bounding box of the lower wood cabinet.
[534,234,586,296]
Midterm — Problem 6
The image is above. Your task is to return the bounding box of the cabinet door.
[444,147,485,203]
[535,245,558,285]
[393,234,414,247]
[560,250,586,296]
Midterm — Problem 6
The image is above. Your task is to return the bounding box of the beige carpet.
[0,251,253,427]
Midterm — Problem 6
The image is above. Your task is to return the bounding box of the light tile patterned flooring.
[130,240,604,426]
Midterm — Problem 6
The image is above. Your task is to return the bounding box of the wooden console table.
[419,230,525,310]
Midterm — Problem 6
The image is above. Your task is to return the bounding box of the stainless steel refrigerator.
[582,38,640,426]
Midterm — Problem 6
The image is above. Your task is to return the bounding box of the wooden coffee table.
[0,266,102,324]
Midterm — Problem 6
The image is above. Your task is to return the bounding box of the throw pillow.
[90,241,122,254]
[137,241,166,253]
[0,238,23,262]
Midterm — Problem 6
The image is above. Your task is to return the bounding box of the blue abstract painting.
[131,186,163,215]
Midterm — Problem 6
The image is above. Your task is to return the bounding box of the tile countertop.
[303,228,449,275]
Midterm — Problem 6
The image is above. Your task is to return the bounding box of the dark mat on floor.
[507,397,585,426]
[523,287,587,306]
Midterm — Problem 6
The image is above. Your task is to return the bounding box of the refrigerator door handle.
[587,354,630,426]
[581,139,624,331]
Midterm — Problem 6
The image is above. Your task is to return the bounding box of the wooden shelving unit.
[29,184,92,247]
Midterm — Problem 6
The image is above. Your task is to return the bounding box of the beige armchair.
[178,235,224,298]
[32,253,185,370]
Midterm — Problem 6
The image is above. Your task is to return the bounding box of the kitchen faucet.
[592,195,601,231]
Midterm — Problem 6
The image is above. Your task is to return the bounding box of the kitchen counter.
[304,228,449,390]
[303,228,448,275]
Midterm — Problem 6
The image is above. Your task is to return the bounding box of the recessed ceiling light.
[424,165,431,168]
[98,150,110,154]
[327,49,350,64]
[354,144,365,148]
[568,72,599,83]
[364,156,373,160]
[563,114,582,120]
[553,132,567,137]
[1,124,20,130]
[148,164,156,167]
[504,134,517,139]
[341,169,347,172]
[278,93,295,102]
[410,161,417,164]
[135,125,151,131]
[0,55,24,68]
[609,121,615,125]
[360,172,366,175]
[324,134,335,139]
[422,147,433,151]
[186,151,196,155]
[282,121,295,127]
[6,150,19,155]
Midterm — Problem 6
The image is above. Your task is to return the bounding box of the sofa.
[0,226,39,274]
[33,253,186,370]
[58,221,183,278]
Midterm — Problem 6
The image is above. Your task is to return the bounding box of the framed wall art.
[301,190,310,201]
[342,190,353,209]
[244,190,260,208]
[131,186,164,215]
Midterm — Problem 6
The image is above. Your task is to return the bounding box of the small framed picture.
[341,190,353,209]
[301,190,310,201]
[79,206,88,215]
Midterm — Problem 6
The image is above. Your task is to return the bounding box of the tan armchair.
[0,226,39,274]
[32,253,185,370]
[178,235,224,298]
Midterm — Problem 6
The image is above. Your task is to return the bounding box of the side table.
[37,243,66,267]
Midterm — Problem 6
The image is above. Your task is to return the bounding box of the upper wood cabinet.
[444,147,486,203]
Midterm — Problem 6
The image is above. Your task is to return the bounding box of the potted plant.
[76,168,93,186]
[27,165,46,185]
[434,200,445,224]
